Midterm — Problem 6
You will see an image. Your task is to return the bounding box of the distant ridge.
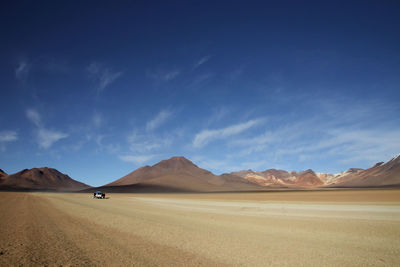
[230,155,400,189]
[2,154,399,192]
[0,167,90,192]
[94,154,400,192]
[330,155,400,188]
[99,156,261,193]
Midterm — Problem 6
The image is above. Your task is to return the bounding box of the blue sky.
[1,1,400,186]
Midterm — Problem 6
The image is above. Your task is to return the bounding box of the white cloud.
[146,110,173,131]
[105,143,121,154]
[26,109,68,149]
[92,112,103,128]
[127,130,172,153]
[193,119,263,148]
[15,61,30,81]
[87,62,101,74]
[193,157,240,173]
[320,128,400,162]
[99,70,122,91]
[229,98,400,170]
[163,70,180,81]
[121,126,179,164]
[117,125,180,169]
[193,55,211,69]
[186,73,215,90]
[119,154,155,165]
[37,128,68,149]
[93,134,120,154]
[230,121,308,154]
[87,62,122,93]
[207,107,230,125]
[0,130,18,142]
[147,69,180,82]
[227,67,244,81]
[233,132,274,146]
[26,109,42,127]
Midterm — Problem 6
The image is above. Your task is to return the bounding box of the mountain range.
[1,155,399,192]
[229,155,400,189]
[0,167,90,191]
[100,157,260,192]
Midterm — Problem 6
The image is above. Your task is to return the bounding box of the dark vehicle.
[93,191,105,199]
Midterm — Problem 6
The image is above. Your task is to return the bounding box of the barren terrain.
[1,190,400,266]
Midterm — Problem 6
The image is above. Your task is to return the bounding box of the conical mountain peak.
[154,156,198,169]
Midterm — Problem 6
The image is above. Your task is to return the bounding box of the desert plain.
[1,189,400,266]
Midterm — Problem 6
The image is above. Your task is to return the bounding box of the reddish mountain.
[104,156,261,192]
[331,155,400,187]
[231,168,325,188]
[230,169,290,187]
[0,169,7,179]
[261,169,292,180]
[2,155,398,192]
[103,154,400,190]
[293,169,324,187]
[0,167,90,191]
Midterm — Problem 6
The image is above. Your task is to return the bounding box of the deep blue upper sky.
[1,1,400,186]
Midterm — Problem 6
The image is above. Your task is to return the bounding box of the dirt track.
[1,190,400,266]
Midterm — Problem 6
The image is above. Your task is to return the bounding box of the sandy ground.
[1,190,399,266]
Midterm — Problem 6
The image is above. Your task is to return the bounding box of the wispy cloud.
[193,119,264,148]
[87,62,122,93]
[0,130,18,143]
[119,125,184,165]
[317,128,400,164]
[227,66,244,81]
[36,128,68,149]
[93,134,120,154]
[207,107,230,125]
[26,109,42,127]
[193,55,211,69]
[146,109,173,131]
[191,156,240,173]
[26,109,68,149]
[119,154,155,165]
[163,70,180,81]
[0,130,18,150]
[186,72,215,90]
[118,130,173,165]
[15,61,30,81]
[147,69,180,82]
[127,130,172,153]
[92,112,103,128]
[229,98,400,170]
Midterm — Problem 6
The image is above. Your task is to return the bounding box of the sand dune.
[1,190,400,266]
